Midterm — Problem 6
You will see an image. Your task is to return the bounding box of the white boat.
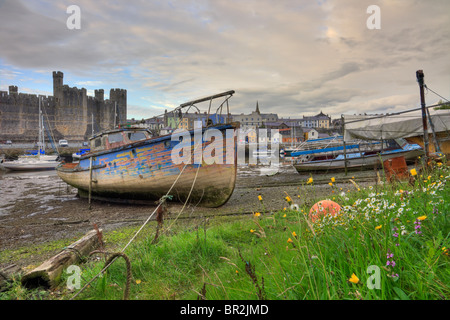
[1,97,60,171]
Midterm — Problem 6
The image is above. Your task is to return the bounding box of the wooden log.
[21,229,103,289]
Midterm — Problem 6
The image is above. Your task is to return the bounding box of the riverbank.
[1,160,448,301]
[0,164,377,273]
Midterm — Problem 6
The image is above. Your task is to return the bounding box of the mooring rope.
[70,136,204,300]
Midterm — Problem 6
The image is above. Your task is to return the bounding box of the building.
[301,111,331,129]
[164,110,225,130]
[265,121,303,144]
[231,101,278,132]
[303,128,319,140]
[0,71,126,143]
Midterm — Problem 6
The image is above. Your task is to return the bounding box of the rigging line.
[70,130,207,300]
[424,85,450,102]
[343,102,448,125]
[41,104,60,155]
[71,159,190,300]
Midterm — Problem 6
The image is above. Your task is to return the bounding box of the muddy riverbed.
[0,163,378,271]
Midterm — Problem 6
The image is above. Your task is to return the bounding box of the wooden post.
[416,70,430,161]
[89,156,93,210]
[21,229,103,289]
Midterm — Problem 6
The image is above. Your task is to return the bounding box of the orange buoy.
[309,200,341,222]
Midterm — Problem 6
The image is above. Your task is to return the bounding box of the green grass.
[2,159,449,300]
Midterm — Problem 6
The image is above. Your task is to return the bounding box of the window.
[128,131,147,141]
[108,133,123,144]
[94,138,102,148]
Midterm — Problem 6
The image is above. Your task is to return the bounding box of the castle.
[0,71,127,143]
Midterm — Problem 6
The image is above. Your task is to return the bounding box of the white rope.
[70,133,204,300]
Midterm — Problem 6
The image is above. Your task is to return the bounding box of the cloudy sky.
[0,0,449,120]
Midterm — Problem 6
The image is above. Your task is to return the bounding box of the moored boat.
[293,140,423,172]
[56,91,238,208]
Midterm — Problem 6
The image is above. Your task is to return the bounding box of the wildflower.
[254,212,261,217]
[375,225,382,230]
[328,182,333,186]
[331,177,336,183]
[410,168,417,176]
[285,196,292,203]
[135,279,142,285]
[307,177,313,184]
[349,273,359,284]
[287,238,293,243]
[292,231,297,237]
[258,195,263,201]
[250,229,255,233]
[236,270,239,274]
[417,215,427,221]
[283,214,286,218]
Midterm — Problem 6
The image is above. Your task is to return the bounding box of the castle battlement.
[0,71,127,142]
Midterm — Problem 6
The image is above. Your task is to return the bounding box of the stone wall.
[0,71,127,143]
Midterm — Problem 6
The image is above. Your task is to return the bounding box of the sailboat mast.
[38,96,42,157]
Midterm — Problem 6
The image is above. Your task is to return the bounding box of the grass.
[1,158,449,300]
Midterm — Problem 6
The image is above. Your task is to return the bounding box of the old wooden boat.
[56,91,238,208]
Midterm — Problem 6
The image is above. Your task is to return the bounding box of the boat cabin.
[89,128,152,152]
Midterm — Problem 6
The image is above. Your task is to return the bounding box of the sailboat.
[1,97,60,171]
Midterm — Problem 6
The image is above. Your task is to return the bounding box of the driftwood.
[21,229,103,289]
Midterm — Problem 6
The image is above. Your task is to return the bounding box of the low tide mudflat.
[0,162,375,268]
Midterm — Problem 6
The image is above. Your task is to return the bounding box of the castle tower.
[52,71,64,104]
[8,85,18,94]
[95,89,104,101]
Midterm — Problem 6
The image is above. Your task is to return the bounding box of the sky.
[0,0,449,120]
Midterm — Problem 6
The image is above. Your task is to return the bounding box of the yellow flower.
[287,238,293,243]
[285,196,292,203]
[283,207,286,211]
[307,177,313,184]
[283,214,287,218]
[328,182,333,186]
[349,273,359,284]
[427,175,431,180]
[437,162,442,166]
[250,229,255,233]
[292,231,297,237]
[410,168,417,176]
[254,212,261,217]
[236,270,239,274]
[331,177,336,183]
[417,215,427,221]
[258,195,263,201]
[375,225,382,230]
[136,279,142,285]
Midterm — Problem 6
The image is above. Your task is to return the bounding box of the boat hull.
[1,160,59,171]
[56,124,238,208]
[293,149,423,172]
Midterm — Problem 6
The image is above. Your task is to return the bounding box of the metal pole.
[416,70,430,162]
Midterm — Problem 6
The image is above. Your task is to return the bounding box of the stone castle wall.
[0,71,127,143]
